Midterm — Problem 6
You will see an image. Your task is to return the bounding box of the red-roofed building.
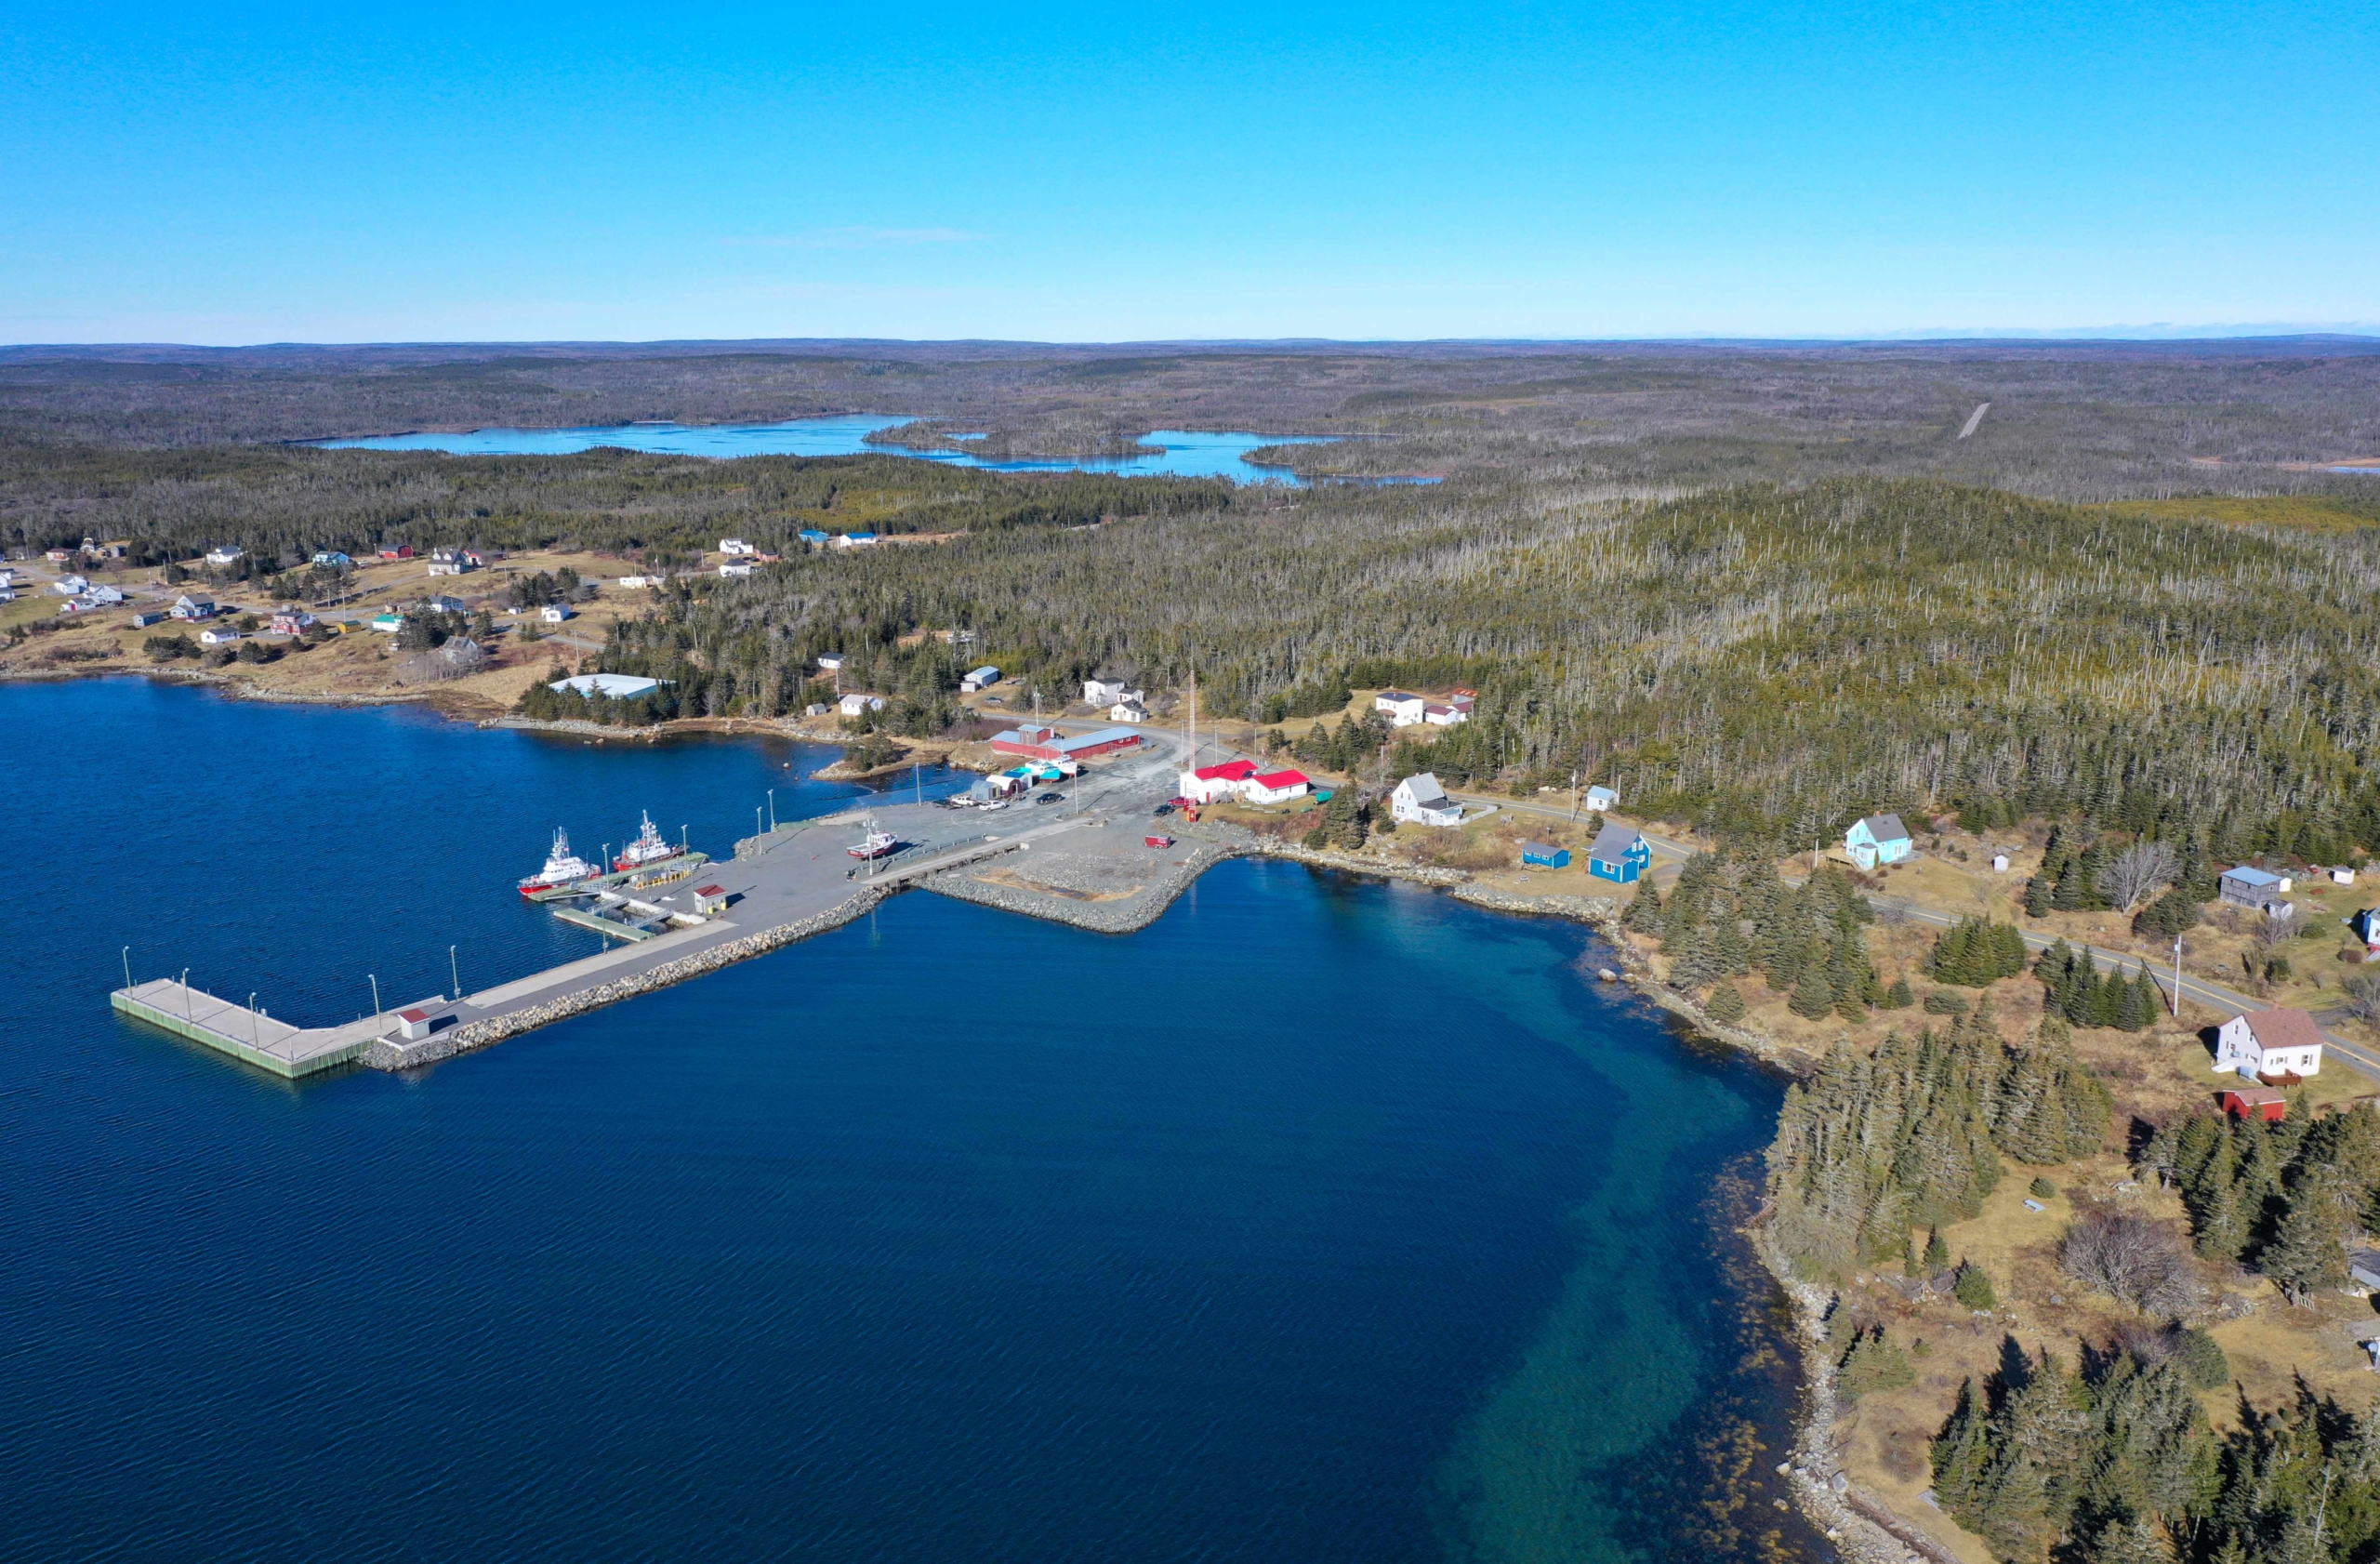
[2219,1085,2287,1122]
[1243,768,1314,805]
[1179,758,1259,804]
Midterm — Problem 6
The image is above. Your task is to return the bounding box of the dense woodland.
[16,339,2380,1564]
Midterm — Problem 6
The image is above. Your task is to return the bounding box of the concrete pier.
[111,726,1192,1078]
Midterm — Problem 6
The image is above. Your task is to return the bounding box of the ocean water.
[0,679,1816,1563]
[314,418,1333,484]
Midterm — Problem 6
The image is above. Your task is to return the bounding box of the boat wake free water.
[519,828,598,896]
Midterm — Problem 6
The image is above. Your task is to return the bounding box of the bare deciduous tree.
[2341,974,2380,1026]
[2060,1210,2202,1317]
[2098,841,2179,912]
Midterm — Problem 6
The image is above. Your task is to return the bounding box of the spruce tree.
[2262,1179,2347,1305]
[1789,966,1836,1020]
[2026,870,2056,918]
[1924,1227,1950,1270]
[1884,974,1913,1009]
[1706,981,1746,1025]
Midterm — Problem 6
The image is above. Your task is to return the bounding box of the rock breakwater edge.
[360,888,890,1070]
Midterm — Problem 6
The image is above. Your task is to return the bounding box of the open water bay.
[0,680,1818,1562]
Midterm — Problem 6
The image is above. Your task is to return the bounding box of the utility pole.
[2172,936,2186,1017]
[768,789,777,831]
[368,974,381,1027]
[1568,770,1580,823]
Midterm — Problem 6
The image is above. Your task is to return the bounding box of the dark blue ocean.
[0,680,1816,1563]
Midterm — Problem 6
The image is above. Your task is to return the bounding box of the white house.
[2215,1008,2324,1080]
[1391,773,1464,827]
[839,693,886,716]
[961,666,1001,693]
[835,532,878,548]
[423,595,467,615]
[80,584,126,605]
[1084,677,1143,708]
[720,538,756,556]
[1422,702,1468,725]
[170,594,215,620]
[1242,768,1314,805]
[1111,700,1150,722]
[2334,867,2359,886]
[816,653,846,672]
[1584,785,1619,813]
[1375,690,1428,726]
[427,557,471,577]
[198,625,243,646]
[539,603,574,624]
[618,575,664,589]
[1180,760,1259,804]
[719,562,755,578]
[53,575,88,595]
[270,609,314,635]
[205,546,244,566]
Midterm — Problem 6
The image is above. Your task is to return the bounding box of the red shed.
[2219,1085,2287,1122]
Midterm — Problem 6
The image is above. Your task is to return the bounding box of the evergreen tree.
[1884,974,1914,1009]
[1705,981,1747,1025]
[2026,870,2056,918]
[2261,1176,2347,1305]
[1924,1227,1951,1271]
[1954,1261,1998,1309]
[1789,966,1836,1020]
[2115,965,2154,1032]
[1621,882,1666,934]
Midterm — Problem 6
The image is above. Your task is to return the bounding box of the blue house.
[1844,813,1914,870]
[1520,841,1571,868]
[798,529,830,545]
[1587,824,1650,884]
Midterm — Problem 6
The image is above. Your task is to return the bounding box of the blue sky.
[2,1,2373,344]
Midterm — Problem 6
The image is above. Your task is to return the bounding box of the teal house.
[1587,824,1649,884]
[1520,841,1570,868]
[1844,813,1914,870]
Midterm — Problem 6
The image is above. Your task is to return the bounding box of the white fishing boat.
[519,828,598,895]
[613,810,678,871]
[847,826,896,860]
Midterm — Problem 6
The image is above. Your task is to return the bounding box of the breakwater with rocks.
[362,888,890,1070]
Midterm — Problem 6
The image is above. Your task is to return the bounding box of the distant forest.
[9,339,2380,855]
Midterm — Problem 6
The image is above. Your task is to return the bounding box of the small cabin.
[1844,813,1914,870]
[1520,842,1570,868]
[693,884,729,916]
[1584,785,1618,813]
[1243,769,1313,806]
[1588,824,1651,884]
[393,1006,436,1041]
[539,603,574,623]
[2219,1086,2287,1122]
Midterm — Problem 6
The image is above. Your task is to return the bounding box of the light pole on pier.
[450,945,461,1002]
[369,973,381,1028]
[755,806,763,842]
[181,968,191,1020]
[769,789,777,831]
[247,992,258,1046]
[121,946,132,991]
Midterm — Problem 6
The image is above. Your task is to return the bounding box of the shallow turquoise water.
[0,679,1814,1562]
[315,417,1331,484]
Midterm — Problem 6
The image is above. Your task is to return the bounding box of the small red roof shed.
[2220,1086,2287,1122]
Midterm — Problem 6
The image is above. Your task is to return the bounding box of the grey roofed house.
[2220,865,2294,914]
[1861,812,1911,844]
[1588,821,1645,864]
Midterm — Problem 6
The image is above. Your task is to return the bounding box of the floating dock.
[111,729,1185,1078]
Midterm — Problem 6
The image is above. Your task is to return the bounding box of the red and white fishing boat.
[847,825,896,860]
[613,811,679,871]
[519,828,598,896]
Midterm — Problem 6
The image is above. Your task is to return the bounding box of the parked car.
[1036,792,1064,805]
[1153,802,1175,817]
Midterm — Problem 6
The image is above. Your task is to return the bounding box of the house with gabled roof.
[2215,1007,2324,1081]
[1587,823,1651,884]
[1844,813,1913,870]
[1390,773,1462,827]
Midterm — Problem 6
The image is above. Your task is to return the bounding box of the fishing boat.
[847,826,896,860]
[613,810,678,871]
[519,828,598,895]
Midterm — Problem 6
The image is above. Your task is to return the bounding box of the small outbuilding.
[2220,866,2294,917]
[1243,768,1313,805]
[961,666,1001,693]
[539,603,574,624]
[1520,842,1571,868]
[693,884,730,916]
[1584,785,1618,813]
[393,1006,436,1041]
[2219,1085,2288,1122]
